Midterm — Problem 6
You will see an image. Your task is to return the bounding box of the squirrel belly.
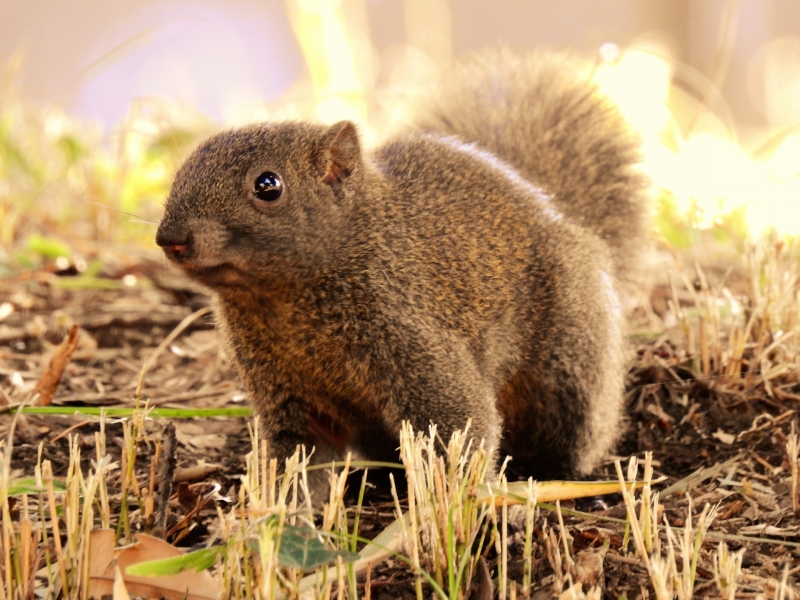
[156,49,647,505]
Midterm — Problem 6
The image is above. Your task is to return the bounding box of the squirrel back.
[407,48,649,282]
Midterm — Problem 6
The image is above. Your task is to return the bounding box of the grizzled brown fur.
[156,49,649,505]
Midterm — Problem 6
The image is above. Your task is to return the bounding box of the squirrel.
[156,48,649,503]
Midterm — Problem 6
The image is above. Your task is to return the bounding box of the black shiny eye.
[253,171,283,202]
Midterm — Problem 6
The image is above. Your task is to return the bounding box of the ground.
[2,247,799,598]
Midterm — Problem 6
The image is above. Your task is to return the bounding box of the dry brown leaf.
[472,556,494,600]
[113,566,132,600]
[87,529,222,600]
[571,547,606,588]
[33,323,79,405]
[175,429,228,450]
[174,464,220,483]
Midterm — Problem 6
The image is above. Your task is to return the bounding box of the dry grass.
[659,236,800,400]
[3,400,799,598]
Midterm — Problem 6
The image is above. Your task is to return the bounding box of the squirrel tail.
[407,48,650,281]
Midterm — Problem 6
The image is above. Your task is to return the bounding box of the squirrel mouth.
[181,262,245,287]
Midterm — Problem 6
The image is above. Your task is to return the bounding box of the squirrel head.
[156,120,364,291]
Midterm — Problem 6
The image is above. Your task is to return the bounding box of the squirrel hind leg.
[496,368,589,481]
[350,418,400,460]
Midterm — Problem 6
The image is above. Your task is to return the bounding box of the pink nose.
[163,243,191,263]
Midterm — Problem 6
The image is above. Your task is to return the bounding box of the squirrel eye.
[253,171,283,202]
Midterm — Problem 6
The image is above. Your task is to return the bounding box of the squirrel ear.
[321,121,361,194]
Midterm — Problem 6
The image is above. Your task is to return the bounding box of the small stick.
[787,422,799,513]
[153,423,177,539]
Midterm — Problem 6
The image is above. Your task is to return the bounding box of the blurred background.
[0,0,799,254]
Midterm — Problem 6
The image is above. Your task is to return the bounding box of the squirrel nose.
[156,227,194,263]
[163,243,192,263]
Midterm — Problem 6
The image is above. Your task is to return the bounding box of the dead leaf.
[174,464,220,483]
[175,429,228,450]
[113,566,131,600]
[571,547,606,588]
[712,428,736,445]
[471,556,494,600]
[660,454,743,498]
[33,324,79,406]
[176,482,200,512]
[739,524,800,537]
[87,529,222,600]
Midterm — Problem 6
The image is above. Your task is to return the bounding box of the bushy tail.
[407,48,649,281]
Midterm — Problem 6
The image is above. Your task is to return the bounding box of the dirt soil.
[2,251,800,598]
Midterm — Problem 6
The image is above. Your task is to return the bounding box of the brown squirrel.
[156,48,649,503]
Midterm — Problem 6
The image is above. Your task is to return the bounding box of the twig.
[153,423,177,539]
[135,306,212,398]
